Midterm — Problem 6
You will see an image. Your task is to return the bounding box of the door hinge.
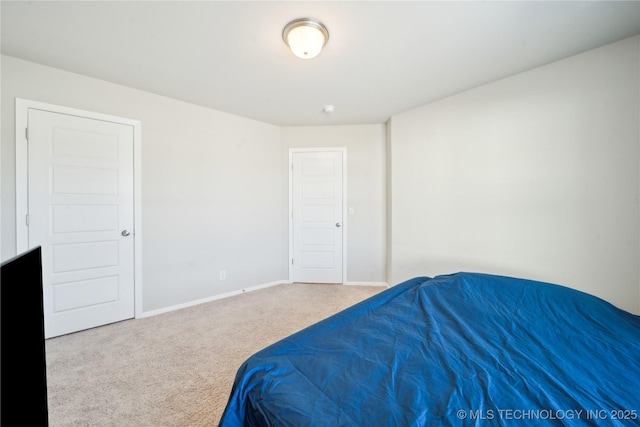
[291,258,294,265]
[25,214,29,226]
[25,128,29,141]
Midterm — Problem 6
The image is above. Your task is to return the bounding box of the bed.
[219,272,640,426]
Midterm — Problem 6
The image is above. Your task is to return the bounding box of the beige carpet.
[45,282,386,426]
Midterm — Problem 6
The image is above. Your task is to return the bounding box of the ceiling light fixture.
[282,18,329,59]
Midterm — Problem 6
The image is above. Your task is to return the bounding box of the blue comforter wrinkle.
[220,273,640,426]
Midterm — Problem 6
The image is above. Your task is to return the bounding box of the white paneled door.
[291,150,345,283]
[27,109,135,338]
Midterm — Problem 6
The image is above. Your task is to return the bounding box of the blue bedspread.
[219,273,640,426]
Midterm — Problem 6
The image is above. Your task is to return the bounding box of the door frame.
[15,98,143,319]
[288,147,347,284]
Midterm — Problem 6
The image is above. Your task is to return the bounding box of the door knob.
[336,222,341,228]
[121,230,131,236]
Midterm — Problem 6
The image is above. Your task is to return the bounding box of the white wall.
[1,55,286,312]
[3,35,638,315]
[0,56,389,314]
[388,36,640,314]
[281,125,387,283]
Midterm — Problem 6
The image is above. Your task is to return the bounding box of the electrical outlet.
[219,270,226,280]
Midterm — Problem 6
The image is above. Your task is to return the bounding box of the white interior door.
[291,150,345,283]
[28,109,135,338]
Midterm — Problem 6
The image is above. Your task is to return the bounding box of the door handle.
[121,230,131,237]
[336,222,341,228]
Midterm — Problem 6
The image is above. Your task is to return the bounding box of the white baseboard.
[344,281,388,287]
[137,280,292,319]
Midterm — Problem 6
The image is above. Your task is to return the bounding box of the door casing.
[289,147,347,283]
[15,98,143,321]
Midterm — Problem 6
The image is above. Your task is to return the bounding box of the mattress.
[220,273,640,426]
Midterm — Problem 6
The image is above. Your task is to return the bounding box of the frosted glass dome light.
[283,18,329,59]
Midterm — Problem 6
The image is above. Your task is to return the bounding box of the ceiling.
[2,1,639,127]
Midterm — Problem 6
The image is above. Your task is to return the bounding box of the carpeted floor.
[45,282,386,426]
